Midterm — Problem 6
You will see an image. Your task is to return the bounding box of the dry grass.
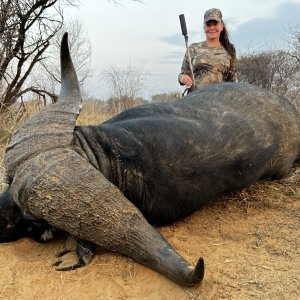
[77,100,113,125]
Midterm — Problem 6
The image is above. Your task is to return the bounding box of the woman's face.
[203,20,224,40]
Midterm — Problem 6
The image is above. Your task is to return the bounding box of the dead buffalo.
[1,32,300,286]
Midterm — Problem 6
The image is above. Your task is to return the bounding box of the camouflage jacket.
[178,42,237,89]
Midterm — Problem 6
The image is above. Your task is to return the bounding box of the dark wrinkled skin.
[73,82,300,226]
[1,33,300,285]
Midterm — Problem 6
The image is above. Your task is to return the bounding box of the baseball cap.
[204,8,223,23]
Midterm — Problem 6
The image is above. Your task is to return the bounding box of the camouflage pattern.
[178,42,237,89]
[204,8,223,23]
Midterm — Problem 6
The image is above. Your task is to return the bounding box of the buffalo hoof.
[53,250,83,271]
[53,237,97,271]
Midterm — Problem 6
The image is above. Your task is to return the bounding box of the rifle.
[179,14,196,93]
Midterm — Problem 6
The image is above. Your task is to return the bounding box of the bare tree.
[238,49,300,107]
[238,51,274,90]
[284,24,300,109]
[0,0,78,113]
[287,24,300,63]
[102,64,146,113]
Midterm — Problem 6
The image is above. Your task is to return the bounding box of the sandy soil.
[0,166,300,299]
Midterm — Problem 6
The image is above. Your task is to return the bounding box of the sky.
[63,0,300,100]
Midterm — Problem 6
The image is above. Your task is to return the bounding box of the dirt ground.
[0,164,299,300]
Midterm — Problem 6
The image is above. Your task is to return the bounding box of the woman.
[178,8,237,92]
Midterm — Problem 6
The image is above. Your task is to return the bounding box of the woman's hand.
[180,74,193,87]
